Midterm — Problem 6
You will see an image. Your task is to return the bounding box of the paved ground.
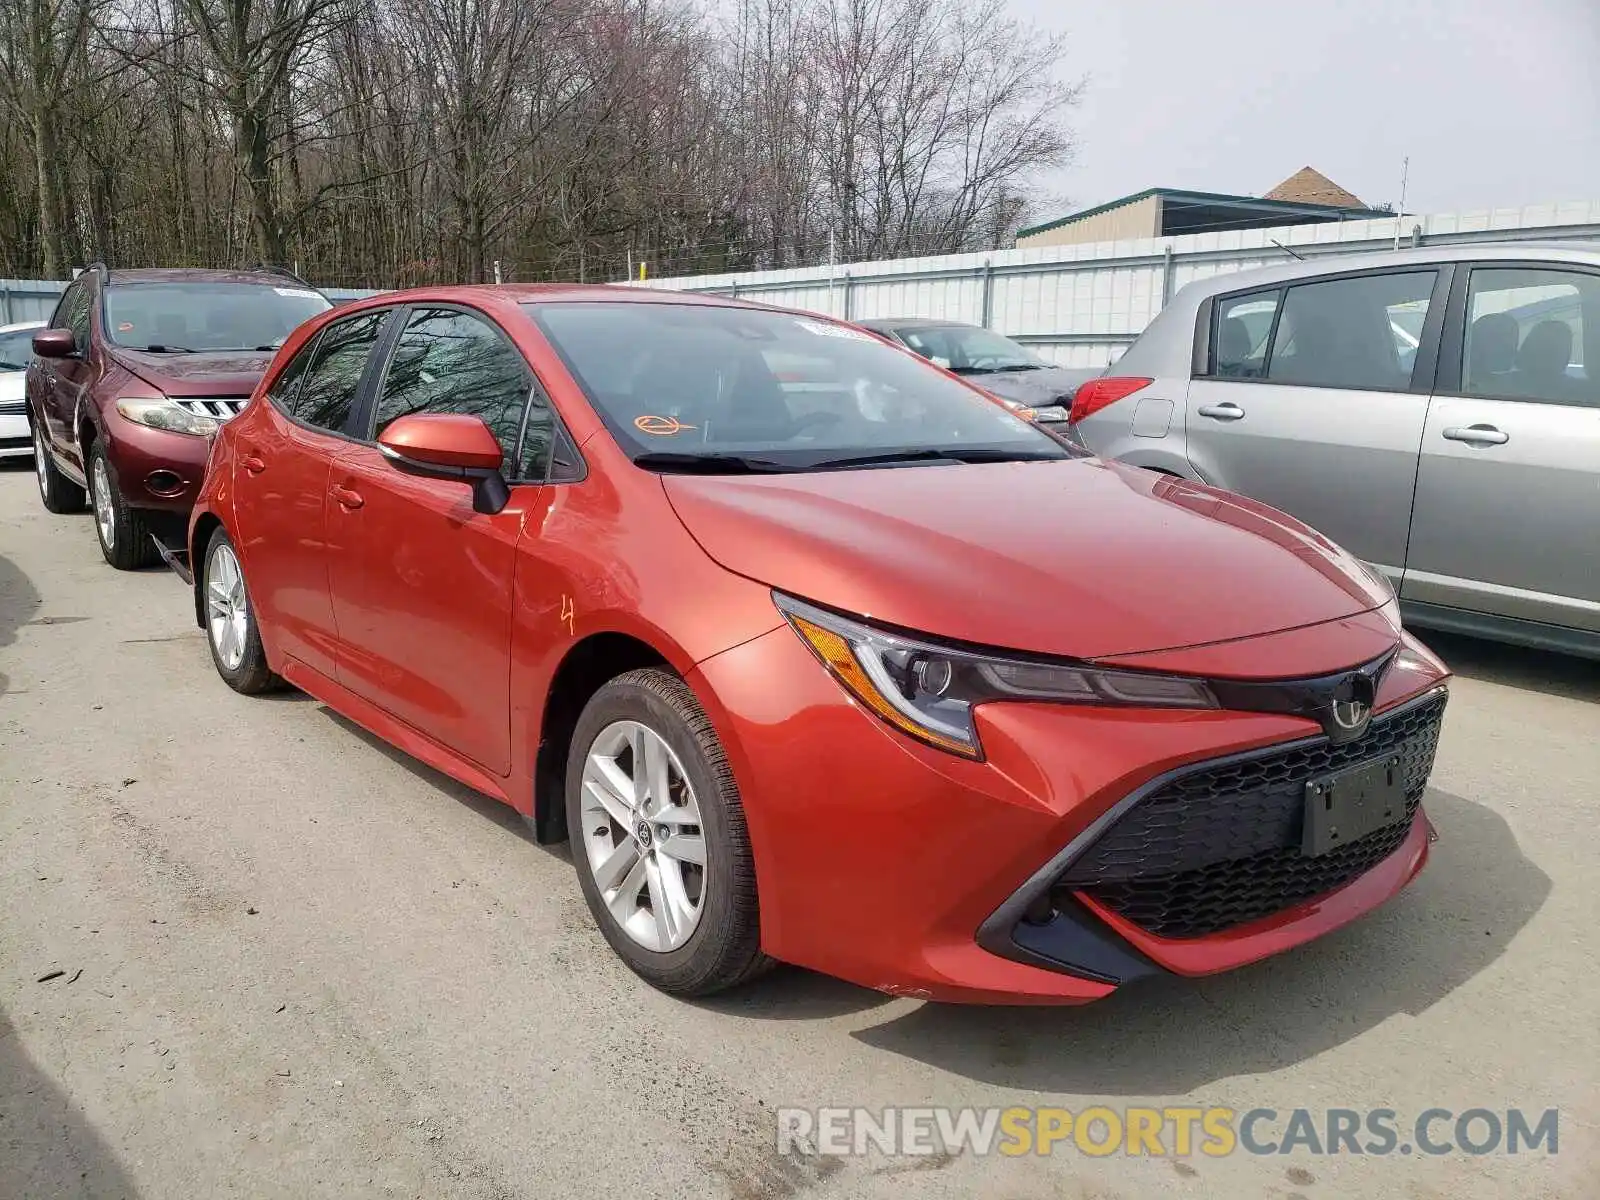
[0,460,1596,1200]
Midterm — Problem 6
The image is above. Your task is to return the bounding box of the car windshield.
[530,302,1071,472]
[894,324,1048,374]
[0,327,37,372]
[104,282,331,352]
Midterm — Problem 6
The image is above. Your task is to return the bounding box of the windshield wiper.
[632,451,800,474]
[139,344,195,353]
[809,447,1066,470]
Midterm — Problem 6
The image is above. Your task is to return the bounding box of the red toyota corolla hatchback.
[183,285,1450,1003]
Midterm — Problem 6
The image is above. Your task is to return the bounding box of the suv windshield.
[895,324,1048,374]
[104,282,331,352]
[531,303,1070,471]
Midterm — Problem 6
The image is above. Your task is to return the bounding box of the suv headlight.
[775,594,1217,759]
[115,397,217,437]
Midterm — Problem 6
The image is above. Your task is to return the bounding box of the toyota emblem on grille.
[1331,697,1371,732]
[1321,673,1377,743]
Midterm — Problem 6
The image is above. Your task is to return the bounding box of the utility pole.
[827,231,837,316]
[1393,156,1410,251]
[493,259,502,285]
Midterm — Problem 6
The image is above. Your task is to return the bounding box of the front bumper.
[690,626,1448,1005]
[0,410,31,456]
[102,411,213,513]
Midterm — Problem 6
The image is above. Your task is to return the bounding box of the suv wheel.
[202,527,281,694]
[33,421,87,514]
[566,668,770,997]
[88,442,160,570]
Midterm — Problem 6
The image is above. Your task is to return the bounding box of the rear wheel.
[32,421,87,514]
[566,668,770,996]
[88,443,160,570]
[202,527,281,694]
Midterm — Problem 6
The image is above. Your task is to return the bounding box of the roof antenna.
[1271,239,1306,261]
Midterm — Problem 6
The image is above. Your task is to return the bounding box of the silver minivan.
[1072,242,1600,658]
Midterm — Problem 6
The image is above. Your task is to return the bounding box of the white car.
[0,320,45,459]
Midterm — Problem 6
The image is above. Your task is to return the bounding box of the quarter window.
[1265,271,1437,391]
[372,308,541,477]
[290,311,386,433]
[1463,268,1598,407]
[1213,290,1281,378]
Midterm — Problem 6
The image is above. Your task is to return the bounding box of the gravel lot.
[1,461,1596,1200]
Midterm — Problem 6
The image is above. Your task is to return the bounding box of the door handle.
[1197,402,1245,422]
[330,483,365,510]
[1443,424,1508,446]
[241,454,267,474]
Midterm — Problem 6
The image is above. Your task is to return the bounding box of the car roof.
[101,267,323,288]
[332,282,847,317]
[1174,240,1600,300]
[856,317,976,332]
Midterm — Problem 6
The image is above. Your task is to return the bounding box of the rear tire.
[566,668,771,997]
[88,442,160,570]
[32,420,86,514]
[202,526,281,695]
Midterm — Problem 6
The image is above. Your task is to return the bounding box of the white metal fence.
[630,202,1600,367]
[0,278,378,326]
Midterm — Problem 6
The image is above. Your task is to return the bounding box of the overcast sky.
[1017,0,1600,218]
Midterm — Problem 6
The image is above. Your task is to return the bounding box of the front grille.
[0,399,26,416]
[0,435,29,450]
[172,398,247,421]
[1058,693,1446,939]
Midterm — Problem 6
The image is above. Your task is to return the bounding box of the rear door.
[1403,263,1600,635]
[232,308,393,679]
[326,304,549,775]
[1183,267,1449,580]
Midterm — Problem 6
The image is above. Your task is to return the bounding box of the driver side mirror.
[32,328,77,359]
[376,413,510,514]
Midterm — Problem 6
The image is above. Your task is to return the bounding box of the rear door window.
[289,311,387,433]
[1462,267,1598,407]
[1265,271,1437,391]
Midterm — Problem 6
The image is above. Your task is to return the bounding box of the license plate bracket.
[1302,754,1408,857]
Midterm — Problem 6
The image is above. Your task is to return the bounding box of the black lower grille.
[1058,692,1446,939]
[0,434,30,451]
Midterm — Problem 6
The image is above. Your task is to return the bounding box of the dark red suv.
[27,265,331,568]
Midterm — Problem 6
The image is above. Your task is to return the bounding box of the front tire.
[32,420,87,514]
[566,668,769,997]
[88,442,160,569]
[202,527,281,694]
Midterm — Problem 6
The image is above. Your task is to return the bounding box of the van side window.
[1463,268,1598,408]
[1266,271,1437,392]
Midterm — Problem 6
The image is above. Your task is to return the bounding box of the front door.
[1404,264,1600,634]
[1183,268,1446,580]
[232,308,392,678]
[326,304,546,775]
[35,281,94,473]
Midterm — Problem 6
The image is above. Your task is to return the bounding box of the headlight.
[115,397,217,437]
[775,594,1217,758]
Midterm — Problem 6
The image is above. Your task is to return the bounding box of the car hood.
[965,365,1101,407]
[664,459,1391,662]
[112,348,275,397]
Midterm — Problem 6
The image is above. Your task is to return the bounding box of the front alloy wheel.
[566,669,769,996]
[580,720,708,952]
[202,527,280,694]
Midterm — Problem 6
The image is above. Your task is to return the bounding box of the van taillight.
[1069,377,1153,424]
